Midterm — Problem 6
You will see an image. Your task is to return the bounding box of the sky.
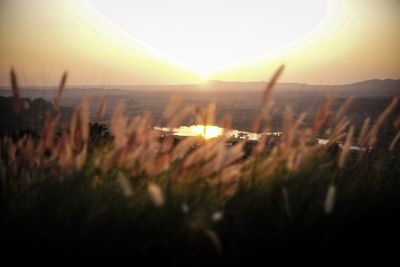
[0,0,399,86]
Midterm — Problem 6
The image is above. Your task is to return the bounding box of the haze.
[0,0,399,86]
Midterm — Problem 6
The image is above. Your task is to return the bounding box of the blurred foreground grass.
[1,67,400,266]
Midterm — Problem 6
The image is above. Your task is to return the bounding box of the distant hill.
[203,79,400,97]
[333,79,400,97]
[0,79,399,99]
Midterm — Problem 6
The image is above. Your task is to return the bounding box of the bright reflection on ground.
[155,126,365,151]
[189,125,223,139]
[154,125,281,140]
[155,125,224,139]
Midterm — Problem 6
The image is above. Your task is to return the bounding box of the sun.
[79,0,337,74]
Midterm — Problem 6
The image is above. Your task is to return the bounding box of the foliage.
[1,68,399,265]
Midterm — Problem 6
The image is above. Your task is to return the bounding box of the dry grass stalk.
[312,95,334,134]
[4,66,400,204]
[395,117,400,128]
[163,95,182,119]
[338,126,354,168]
[204,229,222,252]
[214,164,242,186]
[75,144,87,169]
[97,96,108,119]
[110,103,129,147]
[389,132,400,151]
[195,106,206,125]
[333,97,354,123]
[117,172,133,197]
[172,137,200,161]
[183,140,215,170]
[322,116,350,151]
[40,112,61,150]
[79,97,90,143]
[206,142,226,174]
[221,114,232,132]
[134,113,152,145]
[253,65,284,133]
[252,131,268,156]
[53,71,68,110]
[67,98,90,153]
[282,110,307,159]
[206,102,216,126]
[252,100,274,133]
[160,135,175,153]
[57,134,73,168]
[365,97,398,147]
[147,182,164,207]
[324,184,336,214]
[331,117,350,139]
[224,141,245,166]
[5,138,17,174]
[357,118,370,146]
[168,106,195,128]
[325,132,347,150]
[281,106,294,153]
[261,64,285,102]
[10,69,22,112]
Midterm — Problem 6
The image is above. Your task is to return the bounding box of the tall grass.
[1,66,400,265]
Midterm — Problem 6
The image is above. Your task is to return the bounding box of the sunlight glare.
[191,125,224,139]
[82,0,333,75]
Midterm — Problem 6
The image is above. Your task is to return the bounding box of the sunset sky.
[0,0,399,86]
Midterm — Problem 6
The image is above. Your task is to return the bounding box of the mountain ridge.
[0,79,399,98]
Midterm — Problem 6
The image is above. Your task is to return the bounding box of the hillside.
[1,79,399,99]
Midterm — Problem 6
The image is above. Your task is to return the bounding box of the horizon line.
[0,77,399,89]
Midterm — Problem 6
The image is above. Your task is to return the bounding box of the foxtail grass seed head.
[117,172,133,197]
[333,97,354,123]
[75,144,87,169]
[181,203,190,213]
[212,211,223,222]
[79,97,90,142]
[53,71,68,110]
[366,97,398,147]
[111,103,129,147]
[324,184,336,215]
[221,114,232,131]
[97,96,108,120]
[312,95,334,134]
[262,64,285,102]
[389,132,400,151]
[357,117,370,146]
[147,182,164,207]
[10,68,22,112]
[206,102,216,126]
[168,106,195,128]
[395,117,400,128]
[338,126,354,168]
[253,100,274,133]
[163,95,182,119]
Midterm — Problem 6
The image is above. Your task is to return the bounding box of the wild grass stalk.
[1,67,399,265]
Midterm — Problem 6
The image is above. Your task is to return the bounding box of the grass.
[1,66,400,266]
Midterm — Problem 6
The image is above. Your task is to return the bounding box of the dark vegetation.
[1,72,400,266]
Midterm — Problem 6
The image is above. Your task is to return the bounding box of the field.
[1,70,400,266]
